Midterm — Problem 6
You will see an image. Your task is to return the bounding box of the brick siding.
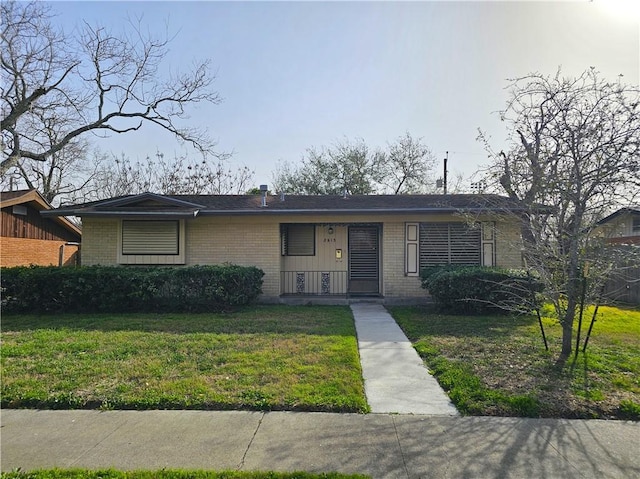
[79,214,524,301]
[1,237,79,267]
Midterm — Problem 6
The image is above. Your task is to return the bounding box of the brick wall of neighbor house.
[495,220,523,269]
[1,237,79,266]
[80,218,119,265]
[187,217,282,300]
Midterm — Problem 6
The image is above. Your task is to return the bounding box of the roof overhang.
[1,189,81,237]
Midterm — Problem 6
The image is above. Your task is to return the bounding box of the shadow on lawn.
[394,304,542,340]
[0,305,357,336]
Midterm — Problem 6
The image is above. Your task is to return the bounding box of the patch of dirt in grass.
[432,337,636,419]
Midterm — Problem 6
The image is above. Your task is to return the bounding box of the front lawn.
[390,304,640,419]
[1,306,368,413]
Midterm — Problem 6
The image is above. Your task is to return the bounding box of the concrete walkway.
[351,302,458,415]
[2,410,639,478]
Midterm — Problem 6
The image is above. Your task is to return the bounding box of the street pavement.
[2,409,639,478]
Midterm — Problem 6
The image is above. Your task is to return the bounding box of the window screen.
[122,220,179,255]
[419,223,481,267]
[281,224,315,256]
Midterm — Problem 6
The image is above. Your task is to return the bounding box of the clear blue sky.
[49,0,639,189]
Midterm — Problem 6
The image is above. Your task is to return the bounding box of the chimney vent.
[260,184,268,207]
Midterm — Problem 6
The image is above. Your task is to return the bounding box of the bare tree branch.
[1,1,220,176]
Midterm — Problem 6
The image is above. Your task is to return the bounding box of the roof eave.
[197,207,528,216]
[42,209,200,219]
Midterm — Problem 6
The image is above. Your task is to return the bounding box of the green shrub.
[420,266,542,314]
[1,265,264,314]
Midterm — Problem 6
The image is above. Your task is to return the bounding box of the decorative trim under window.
[405,222,419,276]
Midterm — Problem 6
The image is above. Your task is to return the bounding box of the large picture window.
[281,224,315,256]
[419,223,481,267]
[122,220,179,255]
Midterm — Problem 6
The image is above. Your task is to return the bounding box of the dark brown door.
[348,226,380,294]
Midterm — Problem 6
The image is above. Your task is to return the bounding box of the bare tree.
[1,1,220,176]
[90,152,254,199]
[0,105,101,204]
[484,68,640,359]
[381,132,437,194]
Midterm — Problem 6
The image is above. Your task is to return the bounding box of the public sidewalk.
[2,409,639,478]
[350,302,458,415]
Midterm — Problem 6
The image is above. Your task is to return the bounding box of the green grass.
[390,304,640,419]
[0,470,369,479]
[1,306,368,413]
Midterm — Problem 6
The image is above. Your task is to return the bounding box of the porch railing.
[281,270,347,296]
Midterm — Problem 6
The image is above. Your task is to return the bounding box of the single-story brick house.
[44,191,527,303]
[1,189,81,267]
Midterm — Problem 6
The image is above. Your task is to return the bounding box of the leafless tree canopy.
[90,152,254,200]
[1,1,220,176]
[486,68,640,358]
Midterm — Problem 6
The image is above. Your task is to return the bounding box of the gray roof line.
[42,206,525,217]
[42,210,200,218]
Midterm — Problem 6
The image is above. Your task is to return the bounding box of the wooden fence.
[603,260,640,305]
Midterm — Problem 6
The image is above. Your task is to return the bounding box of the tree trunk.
[561,313,574,359]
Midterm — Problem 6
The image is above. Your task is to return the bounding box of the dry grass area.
[391,304,640,419]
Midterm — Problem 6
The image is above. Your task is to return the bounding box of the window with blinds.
[419,223,481,267]
[122,220,179,255]
[281,224,315,256]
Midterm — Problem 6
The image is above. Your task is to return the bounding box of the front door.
[348,226,380,294]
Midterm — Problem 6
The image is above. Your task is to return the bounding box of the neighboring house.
[593,206,640,245]
[593,207,640,305]
[44,191,527,303]
[1,189,81,267]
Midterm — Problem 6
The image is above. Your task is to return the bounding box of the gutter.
[42,210,200,218]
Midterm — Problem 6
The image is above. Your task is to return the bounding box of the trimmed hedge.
[1,265,264,313]
[421,265,542,314]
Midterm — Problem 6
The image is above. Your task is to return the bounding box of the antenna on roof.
[436,152,448,194]
[260,184,268,207]
[444,151,448,195]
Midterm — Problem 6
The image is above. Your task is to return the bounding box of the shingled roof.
[43,192,529,218]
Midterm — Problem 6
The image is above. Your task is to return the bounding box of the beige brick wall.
[80,218,118,265]
[78,213,524,301]
[382,222,424,298]
[495,220,524,269]
[187,217,281,298]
